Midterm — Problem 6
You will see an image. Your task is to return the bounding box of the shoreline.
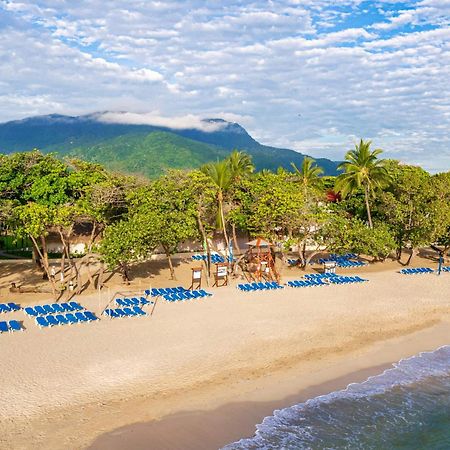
[88,321,450,450]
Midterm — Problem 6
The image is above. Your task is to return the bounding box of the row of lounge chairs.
[36,311,98,328]
[327,276,367,284]
[25,302,84,317]
[146,287,186,297]
[0,320,23,333]
[304,273,338,280]
[287,279,328,288]
[192,254,228,263]
[164,289,212,302]
[0,302,21,313]
[237,282,284,292]
[115,297,153,308]
[400,267,434,275]
[103,306,146,318]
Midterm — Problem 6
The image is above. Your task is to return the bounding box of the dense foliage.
[0,143,449,294]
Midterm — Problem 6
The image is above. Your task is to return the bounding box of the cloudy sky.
[1,1,449,171]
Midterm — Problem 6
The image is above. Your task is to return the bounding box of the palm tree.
[228,150,255,179]
[335,139,390,228]
[291,157,324,195]
[200,159,233,250]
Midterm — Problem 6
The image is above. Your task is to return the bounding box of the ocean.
[223,345,450,450]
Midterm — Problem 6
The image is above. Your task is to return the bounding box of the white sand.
[0,268,449,449]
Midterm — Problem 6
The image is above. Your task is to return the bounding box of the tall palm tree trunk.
[364,185,373,229]
[218,191,230,252]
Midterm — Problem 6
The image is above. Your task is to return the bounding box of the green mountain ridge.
[68,131,230,178]
[0,113,341,177]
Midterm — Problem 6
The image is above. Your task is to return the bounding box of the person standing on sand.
[50,266,56,281]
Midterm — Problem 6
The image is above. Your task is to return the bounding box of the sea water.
[223,345,450,449]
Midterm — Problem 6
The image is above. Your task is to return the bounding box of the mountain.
[0,113,340,177]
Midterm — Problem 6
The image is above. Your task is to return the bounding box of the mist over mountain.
[0,113,340,177]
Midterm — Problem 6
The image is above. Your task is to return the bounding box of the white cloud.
[97,111,227,132]
[0,0,449,171]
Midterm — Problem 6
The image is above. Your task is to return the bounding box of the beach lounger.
[0,304,11,313]
[84,311,98,321]
[7,302,20,311]
[36,316,51,328]
[69,301,83,311]
[24,306,38,317]
[0,321,9,333]
[75,312,89,322]
[34,305,46,315]
[8,320,22,332]
[122,307,136,316]
[132,306,146,316]
[51,303,65,313]
[60,303,73,312]
[46,315,59,326]
[65,313,79,324]
[139,297,150,305]
[115,308,127,317]
[43,304,55,314]
[116,299,128,307]
[56,314,69,325]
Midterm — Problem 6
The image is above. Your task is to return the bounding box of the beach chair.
[132,306,146,316]
[51,303,65,313]
[139,297,150,305]
[0,304,11,313]
[122,307,136,316]
[46,315,59,326]
[56,314,69,325]
[35,305,46,315]
[36,316,51,328]
[84,311,98,321]
[75,312,89,322]
[60,302,74,312]
[65,313,79,324]
[24,306,38,317]
[115,308,127,318]
[7,302,20,311]
[116,299,128,307]
[0,321,9,333]
[69,301,83,311]
[8,320,23,332]
[43,304,55,314]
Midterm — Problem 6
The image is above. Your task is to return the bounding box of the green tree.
[336,139,390,228]
[291,157,324,195]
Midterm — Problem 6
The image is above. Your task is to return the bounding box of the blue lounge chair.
[56,314,69,325]
[65,313,79,324]
[24,306,38,317]
[8,320,22,332]
[7,302,20,311]
[0,304,11,313]
[0,321,9,333]
[69,301,83,311]
[122,307,136,316]
[36,316,51,328]
[140,297,150,305]
[35,305,46,315]
[46,315,59,326]
[75,312,89,322]
[133,306,146,316]
[116,299,127,307]
[52,303,65,313]
[115,308,127,318]
[61,302,74,312]
[84,311,98,321]
[43,304,55,314]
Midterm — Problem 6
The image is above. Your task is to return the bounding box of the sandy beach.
[0,259,449,449]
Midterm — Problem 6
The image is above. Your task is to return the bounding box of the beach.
[0,261,449,449]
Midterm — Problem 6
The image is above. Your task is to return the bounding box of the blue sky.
[0,0,449,171]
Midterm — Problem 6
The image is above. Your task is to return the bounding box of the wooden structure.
[213,263,228,287]
[189,266,203,290]
[241,237,279,282]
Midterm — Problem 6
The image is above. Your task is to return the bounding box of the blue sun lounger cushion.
[0,321,9,333]
[8,320,22,332]
[7,302,20,311]
[36,316,51,328]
